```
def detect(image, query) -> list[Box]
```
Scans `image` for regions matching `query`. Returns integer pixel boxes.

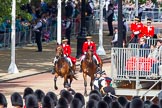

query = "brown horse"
[81,49,102,96]
[53,45,77,90]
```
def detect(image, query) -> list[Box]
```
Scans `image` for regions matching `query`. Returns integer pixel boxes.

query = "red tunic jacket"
[62,44,76,64]
[62,44,71,56]
[82,41,101,62]
[143,25,154,38]
[82,41,96,54]
[130,22,144,39]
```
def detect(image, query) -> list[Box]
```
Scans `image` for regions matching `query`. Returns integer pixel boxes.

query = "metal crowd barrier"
[0,18,99,49]
[111,48,162,80]
[0,30,32,48]
[116,10,162,22]
[93,8,162,22]
[128,38,161,48]
[0,25,57,49]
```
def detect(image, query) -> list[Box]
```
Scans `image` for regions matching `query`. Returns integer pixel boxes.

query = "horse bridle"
[86,50,94,63]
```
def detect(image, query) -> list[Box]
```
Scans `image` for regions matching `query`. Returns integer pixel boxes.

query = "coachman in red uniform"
[130,16,143,43]
[80,36,101,67]
[143,18,154,39]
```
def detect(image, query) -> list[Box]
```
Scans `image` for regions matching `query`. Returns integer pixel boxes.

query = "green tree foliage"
[0,0,32,23]
[0,0,58,24]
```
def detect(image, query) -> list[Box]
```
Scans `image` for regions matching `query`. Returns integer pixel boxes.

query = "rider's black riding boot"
[51,66,55,74]
[70,67,74,75]
[79,61,82,72]
[97,64,101,71]
[79,64,83,73]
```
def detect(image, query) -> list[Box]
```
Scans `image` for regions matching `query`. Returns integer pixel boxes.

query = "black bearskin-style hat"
[131,96,140,100]
[125,102,130,108]
[34,89,45,102]
[144,100,153,108]
[11,92,23,107]
[46,91,58,106]
[130,98,143,108]
[103,95,112,107]
[111,101,122,108]
[89,93,101,101]
[0,93,7,107]
[89,89,102,97]
[97,100,108,108]
[55,97,68,108]
[60,90,73,104]
[159,99,162,108]
[25,94,38,108]
[117,96,128,107]
[23,87,34,99]
[74,93,85,106]
[42,95,54,108]
[70,98,83,108]
[86,99,98,108]
[150,104,160,108]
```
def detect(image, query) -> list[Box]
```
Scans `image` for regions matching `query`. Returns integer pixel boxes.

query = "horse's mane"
[85,49,93,60]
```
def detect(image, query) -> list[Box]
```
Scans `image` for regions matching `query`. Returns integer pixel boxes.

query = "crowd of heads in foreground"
[1,87,162,108]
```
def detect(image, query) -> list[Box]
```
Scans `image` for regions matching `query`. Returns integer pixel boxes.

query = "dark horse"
[53,45,77,90]
[81,49,102,96]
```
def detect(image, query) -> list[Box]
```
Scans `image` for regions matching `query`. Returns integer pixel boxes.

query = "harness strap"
[100,86,105,95]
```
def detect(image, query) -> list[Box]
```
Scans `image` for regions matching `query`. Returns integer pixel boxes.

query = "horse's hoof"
[54,87,58,90]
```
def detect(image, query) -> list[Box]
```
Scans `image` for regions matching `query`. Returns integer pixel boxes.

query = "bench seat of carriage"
[125,57,157,72]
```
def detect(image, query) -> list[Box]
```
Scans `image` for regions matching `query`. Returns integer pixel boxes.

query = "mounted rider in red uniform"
[62,38,76,74]
[80,36,101,68]
[53,38,76,75]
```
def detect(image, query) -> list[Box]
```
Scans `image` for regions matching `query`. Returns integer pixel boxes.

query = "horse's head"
[55,45,64,59]
[86,49,94,63]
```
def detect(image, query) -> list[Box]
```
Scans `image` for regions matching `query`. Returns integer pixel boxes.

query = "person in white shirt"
[111,27,118,47]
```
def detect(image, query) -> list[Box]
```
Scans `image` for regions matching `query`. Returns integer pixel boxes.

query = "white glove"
[147,37,150,39]
[84,52,87,54]
[64,54,66,57]
[134,31,140,35]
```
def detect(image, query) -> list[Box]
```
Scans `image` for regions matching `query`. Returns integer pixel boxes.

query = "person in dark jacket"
[106,4,114,36]
[139,37,150,57]
[33,17,43,52]
[65,18,72,45]
[65,1,73,18]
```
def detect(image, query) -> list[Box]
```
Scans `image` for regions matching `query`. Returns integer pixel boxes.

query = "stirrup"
[79,64,82,72]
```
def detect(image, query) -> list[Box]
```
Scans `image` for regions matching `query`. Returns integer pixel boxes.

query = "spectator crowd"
[1,86,162,108]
